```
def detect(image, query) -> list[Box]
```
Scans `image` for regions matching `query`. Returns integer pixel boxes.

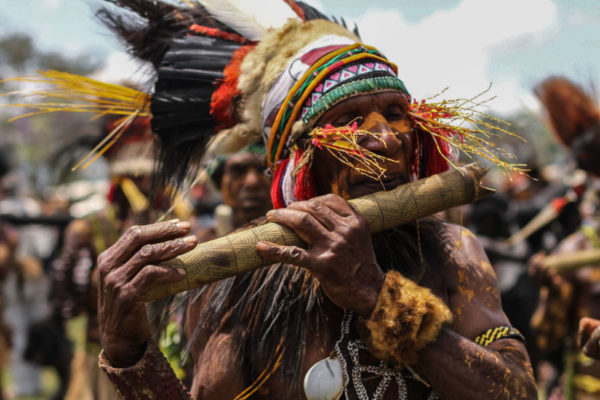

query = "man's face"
[221,152,272,220]
[311,91,414,199]
[571,123,600,175]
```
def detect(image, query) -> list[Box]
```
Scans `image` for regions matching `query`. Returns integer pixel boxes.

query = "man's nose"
[359,112,403,157]
[242,168,264,188]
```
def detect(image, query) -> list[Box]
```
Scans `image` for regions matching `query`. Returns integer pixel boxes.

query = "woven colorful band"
[301,76,409,126]
[267,43,400,167]
[474,326,525,347]
[299,61,397,119]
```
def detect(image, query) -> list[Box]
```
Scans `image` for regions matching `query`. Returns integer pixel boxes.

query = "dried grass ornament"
[0,70,150,171]
[409,88,528,177]
[307,121,398,181]
[303,89,528,185]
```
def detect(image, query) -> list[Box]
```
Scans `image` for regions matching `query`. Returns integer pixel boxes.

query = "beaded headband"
[266,43,407,167]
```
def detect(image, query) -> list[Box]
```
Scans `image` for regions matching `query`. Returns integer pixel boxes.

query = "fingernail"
[183,235,197,244]
[169,218,179,223]
[177,221,191,229]
[266,210,275,218]
[176,268,187,275]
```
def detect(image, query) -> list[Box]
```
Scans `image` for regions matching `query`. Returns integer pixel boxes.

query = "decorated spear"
[145,163,493,301]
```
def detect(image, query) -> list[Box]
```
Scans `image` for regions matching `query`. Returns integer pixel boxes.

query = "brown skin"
[220,152,271,228]
[197,152,271,243]
[579,317,600,359]
[97,91,536,399]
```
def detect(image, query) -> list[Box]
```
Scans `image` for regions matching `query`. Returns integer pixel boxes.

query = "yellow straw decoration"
[308,121,398,181]
[409,87,528,176]
[0,70,151,170]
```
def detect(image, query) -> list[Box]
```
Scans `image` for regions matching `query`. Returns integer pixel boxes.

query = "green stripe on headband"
[302,76,410,126]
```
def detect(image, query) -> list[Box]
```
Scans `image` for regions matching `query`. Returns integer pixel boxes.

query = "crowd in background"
[0,57,598,400]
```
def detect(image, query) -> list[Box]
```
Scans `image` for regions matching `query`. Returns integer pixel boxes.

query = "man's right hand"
[579,317,600,360]
[97,220,196,367]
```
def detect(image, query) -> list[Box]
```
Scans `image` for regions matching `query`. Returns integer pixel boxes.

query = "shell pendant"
[303,357,345,400]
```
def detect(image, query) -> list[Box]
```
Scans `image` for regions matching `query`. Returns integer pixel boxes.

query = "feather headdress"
[3,0,336,188]
[535,76,600,146]
[3,0,524,198]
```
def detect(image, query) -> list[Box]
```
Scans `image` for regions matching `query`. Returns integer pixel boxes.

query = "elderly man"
[11,1,535,398]
[90,2,536,399]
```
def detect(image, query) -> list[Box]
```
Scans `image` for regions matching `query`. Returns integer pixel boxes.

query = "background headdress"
[535,76,600,146]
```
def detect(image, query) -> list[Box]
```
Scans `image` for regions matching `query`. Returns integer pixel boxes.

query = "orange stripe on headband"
[267,43,362,168]
[273,52,396,165]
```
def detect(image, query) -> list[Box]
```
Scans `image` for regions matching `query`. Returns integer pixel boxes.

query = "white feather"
[196,0,299,41]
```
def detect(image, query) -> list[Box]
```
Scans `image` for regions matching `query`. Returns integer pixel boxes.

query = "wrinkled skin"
[98,221,196,366]
[98,91,536,399]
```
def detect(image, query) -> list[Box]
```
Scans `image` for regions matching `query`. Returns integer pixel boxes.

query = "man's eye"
[228,165,246,177]
[333,113,359,127]
[385,105,407,120]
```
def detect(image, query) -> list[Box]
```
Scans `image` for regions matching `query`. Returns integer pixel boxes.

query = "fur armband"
[363,270,453,365]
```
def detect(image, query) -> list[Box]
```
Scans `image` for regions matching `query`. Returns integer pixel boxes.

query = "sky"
[1,0,599,116]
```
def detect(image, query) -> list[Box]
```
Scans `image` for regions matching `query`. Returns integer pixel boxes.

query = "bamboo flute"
[545,249,600,273]
[145,163,493,301]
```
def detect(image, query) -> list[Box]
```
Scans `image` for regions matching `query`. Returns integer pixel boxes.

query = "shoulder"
[185,283,247,399]
[444,224,488,262]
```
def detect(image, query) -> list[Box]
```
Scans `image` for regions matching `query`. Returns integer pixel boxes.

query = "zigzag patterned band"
[474,326,525,347]
[301,75,408,127]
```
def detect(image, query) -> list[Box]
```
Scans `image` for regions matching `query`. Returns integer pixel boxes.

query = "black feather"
[96,0,244,190]
[151,31,241,189]
[295,1,330,21]
[97,0,239,66]
[295,2,361,39]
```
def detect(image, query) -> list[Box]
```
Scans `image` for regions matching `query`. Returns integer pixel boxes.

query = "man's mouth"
[240,193,269,207]
[354,173,407,193]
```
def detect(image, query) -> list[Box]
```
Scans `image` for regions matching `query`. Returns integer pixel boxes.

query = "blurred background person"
[528,77,600,399]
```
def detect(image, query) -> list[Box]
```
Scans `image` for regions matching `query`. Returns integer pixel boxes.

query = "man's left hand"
[255,193,384,318]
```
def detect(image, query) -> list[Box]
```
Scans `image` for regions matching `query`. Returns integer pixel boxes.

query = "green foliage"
[158,321,189,380]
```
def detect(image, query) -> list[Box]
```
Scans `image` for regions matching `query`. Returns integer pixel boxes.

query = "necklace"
[333,312,438,400]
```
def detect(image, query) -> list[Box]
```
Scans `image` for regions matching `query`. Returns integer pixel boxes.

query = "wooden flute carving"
[145,163,493,300]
